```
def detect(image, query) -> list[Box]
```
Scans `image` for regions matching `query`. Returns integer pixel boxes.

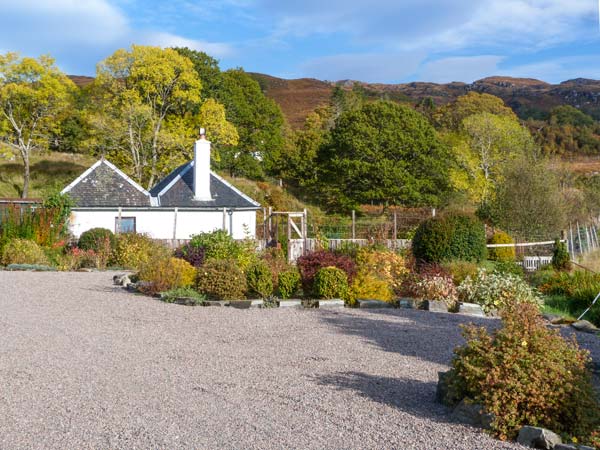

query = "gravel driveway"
[1,271,596,449]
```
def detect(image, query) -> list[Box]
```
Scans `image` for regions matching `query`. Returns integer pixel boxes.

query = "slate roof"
[62,160,152,207]
[150,162,260,209]
[63,159,260,209]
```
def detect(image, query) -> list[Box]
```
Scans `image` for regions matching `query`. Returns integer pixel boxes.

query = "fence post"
[351,210,356,240]
[393,212,397,243]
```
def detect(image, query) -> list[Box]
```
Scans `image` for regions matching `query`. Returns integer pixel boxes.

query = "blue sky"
[1,0,599,83]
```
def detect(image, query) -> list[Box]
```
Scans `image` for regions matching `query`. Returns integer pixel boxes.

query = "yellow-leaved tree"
[0,53,75,197]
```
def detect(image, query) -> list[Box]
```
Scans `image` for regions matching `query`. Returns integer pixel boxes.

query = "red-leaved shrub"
[297,250,356,295]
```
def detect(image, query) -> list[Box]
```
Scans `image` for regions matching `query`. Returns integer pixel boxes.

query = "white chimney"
[193,128,212,201]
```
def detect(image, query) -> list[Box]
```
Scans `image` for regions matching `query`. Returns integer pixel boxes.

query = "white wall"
[69,209,257,240]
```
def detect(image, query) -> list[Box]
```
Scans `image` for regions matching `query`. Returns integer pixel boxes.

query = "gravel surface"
[1,271,596,449]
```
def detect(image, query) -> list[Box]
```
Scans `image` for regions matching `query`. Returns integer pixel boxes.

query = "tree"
[92,45,203,188]
[450,112,535,207]
[172,47,222,102]
[214,69,285,179]
[0,53,75,197]
[434,92,516,131]
[316,101,451,212]
[490,156,567,240]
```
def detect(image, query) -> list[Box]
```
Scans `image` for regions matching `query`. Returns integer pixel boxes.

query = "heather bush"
[1,239,49,266]
[552,238,571,271]
[196,259,247,300]
[314,267,349,299]
[348,271,394,303]
[138,257,197,296]
[412,213,486,263]
[260,247,289,291]
[297,250,356,295]
[173,242,205,268]
[413,273,458,311]
[160,287,206,304]
[189,230,256,271]
[445,303,600,441]
[458,269,542,314]
[246,260,273,299]
[112,233,170,270]
[488,231,515,262]
[277,268,301,299]
[58,247,98,270]
[78,228,115,252]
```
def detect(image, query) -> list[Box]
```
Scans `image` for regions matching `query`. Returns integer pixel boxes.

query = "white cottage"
[62,132,261,240]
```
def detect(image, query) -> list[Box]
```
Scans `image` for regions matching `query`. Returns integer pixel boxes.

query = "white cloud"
[497,55,600,84]
[137,32,234,57]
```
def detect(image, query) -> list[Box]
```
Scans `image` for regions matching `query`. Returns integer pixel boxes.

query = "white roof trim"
[210,171,261,207]
[156,161,193,199]
[61,159,151,199]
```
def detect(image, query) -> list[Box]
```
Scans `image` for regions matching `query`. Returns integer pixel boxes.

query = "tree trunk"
[22,153,30,198]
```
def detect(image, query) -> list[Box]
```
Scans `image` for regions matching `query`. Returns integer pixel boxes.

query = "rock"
[318,299,345,308]
[425,300,448,313]
[571,320,599,334]
[398,298,416,309]
[551,316,575,325]
[358,299,393,308]
[451,399,494,429]
[113,274,131,286]
[517,426,562,449]
[250,300,264,309]
[229,300,253,309]
[278,299,303,308]
[203,300,229,307]
[542,313,561,322]
[554,445,577,450]
[458,302,486,317]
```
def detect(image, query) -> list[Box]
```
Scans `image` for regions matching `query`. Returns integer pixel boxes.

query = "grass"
[0,151,95,198]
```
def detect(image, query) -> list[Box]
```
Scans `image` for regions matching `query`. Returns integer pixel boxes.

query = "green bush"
[412,213,486,264]
[458,269,542,314]
[491,260,524,278]
[196,259,247,300]
[138,257,197,296]
[314,267,349,299]
[160,287,206,305]
[112,233,170,270]
[552,238,571,271]
[246,260,273,299]
[277,268,301,299]
[78,228,115,252]
[445,303,600,441]
[488,231,515,262]
[441,260,479,285]
[189,230,256,271]
[1,239,49,265]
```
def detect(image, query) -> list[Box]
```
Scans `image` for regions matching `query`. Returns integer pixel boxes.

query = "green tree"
[316,101,451,211]
[214,69,285,179]
[92,45,203,188]
[172,47,222,101]
[450,112,535,207]
[0,53,75,197]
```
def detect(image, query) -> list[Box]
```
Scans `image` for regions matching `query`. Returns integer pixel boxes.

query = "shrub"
[189,230,256,271]
[441,260,479,286]
[277,268,301,299]
[112,233,170,270]
[1,239,49,265]
[297,250,357,295]
[458,269,542,314]
[413,273,458,311]
[160,287,206,305]
[313,267,348,299]
[488,231,515,262]
[349,271,393,303]
[552,238,571,271]
[540,271,600,326]
[491,260,524,278]
[138,257,197,296]
[173,243,205,268]
[196,259,247,300]
[58,247,98,271]
[246,260,273,299]
[355,248,408,295]
[412,213,486,264]
[78,228,115,252]
[260,247,289,291]
[445,303,600,441]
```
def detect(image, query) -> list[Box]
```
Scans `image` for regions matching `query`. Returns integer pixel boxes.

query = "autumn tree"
[0,53,75,197]
[434,92,516,131]
[450,112,536,207]
[316,101,451,212]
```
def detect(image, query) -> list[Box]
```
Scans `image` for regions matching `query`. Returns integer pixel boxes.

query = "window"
[115,217,136,234]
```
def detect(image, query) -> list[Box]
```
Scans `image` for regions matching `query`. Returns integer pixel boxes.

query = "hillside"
[249,73,600,128]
